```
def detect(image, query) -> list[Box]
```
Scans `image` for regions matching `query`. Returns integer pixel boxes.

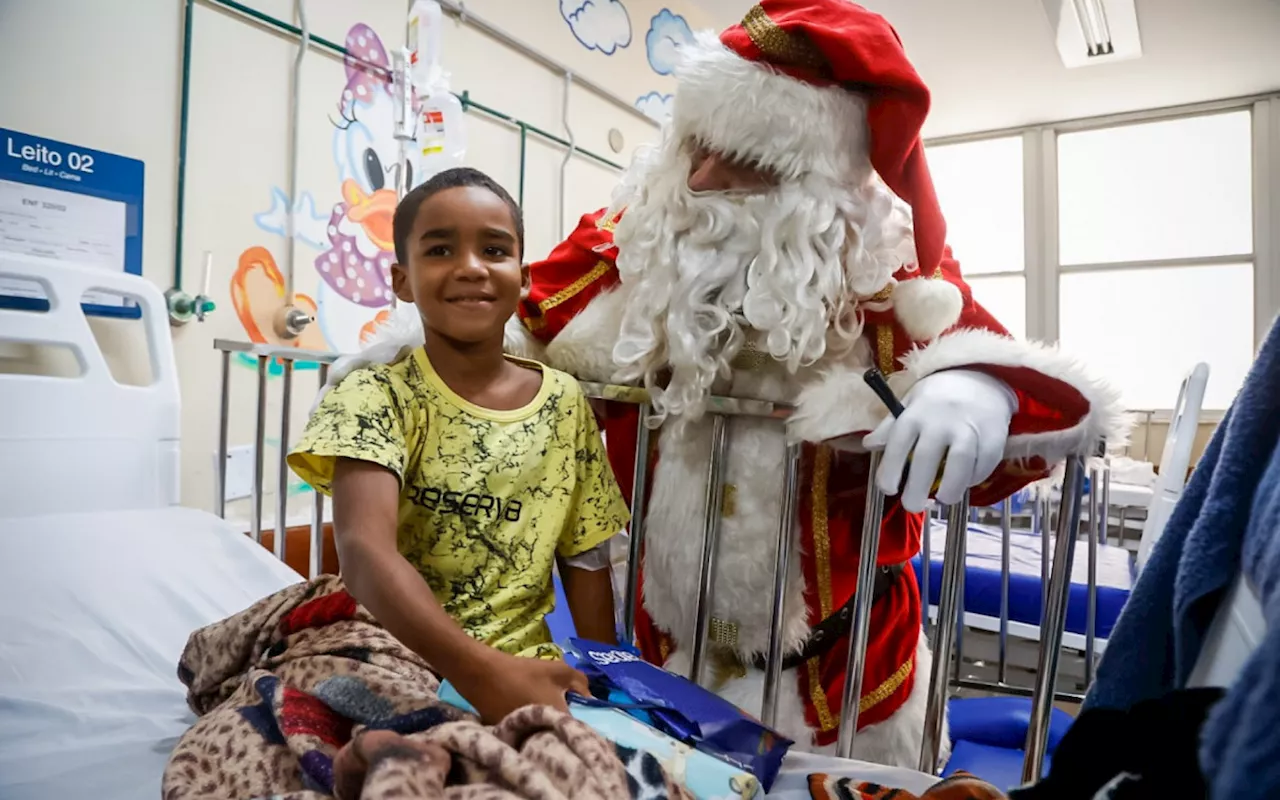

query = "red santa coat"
[519,208,1122,746]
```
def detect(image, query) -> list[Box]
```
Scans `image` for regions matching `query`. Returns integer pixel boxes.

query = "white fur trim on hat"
[672,30,871,184]
[891,276,963,342]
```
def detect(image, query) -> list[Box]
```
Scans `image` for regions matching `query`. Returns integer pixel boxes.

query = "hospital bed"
[0,256,1096,798]
[0,255,302,800]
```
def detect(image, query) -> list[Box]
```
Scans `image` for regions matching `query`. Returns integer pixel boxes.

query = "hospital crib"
[211,337,1104,786]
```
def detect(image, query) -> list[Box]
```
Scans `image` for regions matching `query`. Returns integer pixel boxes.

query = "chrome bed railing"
[212,338,1104,780]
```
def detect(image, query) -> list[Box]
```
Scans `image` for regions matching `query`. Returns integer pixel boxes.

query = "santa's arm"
[789,250,1127,502]
[514,208,630,381]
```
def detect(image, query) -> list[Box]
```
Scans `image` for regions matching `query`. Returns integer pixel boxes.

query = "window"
[968,275,1026,341]
[1058,111,1253,266]
[926,136,1024,275]
[1055,109,1256,408]
[1058,265,1254,410]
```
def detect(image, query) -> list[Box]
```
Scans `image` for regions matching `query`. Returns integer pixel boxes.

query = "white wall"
[0,0,712,526]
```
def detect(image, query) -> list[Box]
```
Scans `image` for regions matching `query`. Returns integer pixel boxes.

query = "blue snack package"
[567,638,794,791]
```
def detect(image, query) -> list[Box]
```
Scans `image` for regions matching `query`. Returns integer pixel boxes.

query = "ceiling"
[686,0,1280,137]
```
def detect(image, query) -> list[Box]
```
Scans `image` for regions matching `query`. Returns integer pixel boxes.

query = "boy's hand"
[458,650,589,724]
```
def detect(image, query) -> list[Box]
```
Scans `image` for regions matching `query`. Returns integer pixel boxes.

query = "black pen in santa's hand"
[863,368,905,418]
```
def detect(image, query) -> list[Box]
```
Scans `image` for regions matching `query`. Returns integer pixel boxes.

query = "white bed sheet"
[929,523,1135,589]
[0,507,301,800]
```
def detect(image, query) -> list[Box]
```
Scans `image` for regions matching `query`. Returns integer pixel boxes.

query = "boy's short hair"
[392,167,524,265]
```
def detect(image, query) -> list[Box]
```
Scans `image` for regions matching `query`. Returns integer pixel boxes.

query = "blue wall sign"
[0,127,145,319]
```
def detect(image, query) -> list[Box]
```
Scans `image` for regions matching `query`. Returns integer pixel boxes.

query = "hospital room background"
[1,0,1280,794]
[3,0,1278,546]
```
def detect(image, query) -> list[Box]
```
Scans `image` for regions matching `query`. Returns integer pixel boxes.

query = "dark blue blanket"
[1084,315,1280,798]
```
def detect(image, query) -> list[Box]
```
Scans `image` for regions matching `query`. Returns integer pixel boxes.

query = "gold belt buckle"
[707,618,746,689]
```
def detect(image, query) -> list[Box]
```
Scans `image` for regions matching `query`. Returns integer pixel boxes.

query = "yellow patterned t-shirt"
[287,348,629,659]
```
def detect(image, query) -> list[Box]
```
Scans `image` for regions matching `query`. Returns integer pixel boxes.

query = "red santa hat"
[670,0,946,275]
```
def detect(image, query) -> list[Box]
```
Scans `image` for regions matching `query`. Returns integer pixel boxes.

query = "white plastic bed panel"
[0,507,301,800]
[0,252,180,518]
[1189,574,1264,690]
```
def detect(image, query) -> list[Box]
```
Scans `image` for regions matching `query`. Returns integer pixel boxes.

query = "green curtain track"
[174,0,626,288]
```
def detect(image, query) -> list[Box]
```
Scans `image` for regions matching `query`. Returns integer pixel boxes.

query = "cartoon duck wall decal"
[314,23,421,354]
[233,23,419,364]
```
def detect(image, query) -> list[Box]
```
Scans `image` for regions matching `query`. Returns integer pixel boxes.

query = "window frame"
[923,93,1280,410]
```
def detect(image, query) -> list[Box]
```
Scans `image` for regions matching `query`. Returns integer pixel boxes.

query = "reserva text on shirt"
[406,485,524,521]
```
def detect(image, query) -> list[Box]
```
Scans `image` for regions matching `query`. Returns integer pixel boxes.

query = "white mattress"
[0,507,301,800]
[931,523,1135,590]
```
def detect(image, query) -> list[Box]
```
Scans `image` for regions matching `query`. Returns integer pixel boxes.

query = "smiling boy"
[288,167,629,722]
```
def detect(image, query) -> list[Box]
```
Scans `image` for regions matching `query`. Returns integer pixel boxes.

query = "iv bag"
[407,0,465,178]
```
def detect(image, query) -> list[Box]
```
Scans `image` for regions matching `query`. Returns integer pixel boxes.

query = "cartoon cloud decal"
[635,91,674,124]
[645,9,693,75]
[561,0,632,55]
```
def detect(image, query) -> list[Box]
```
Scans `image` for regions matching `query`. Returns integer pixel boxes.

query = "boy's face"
[391,186,528,345]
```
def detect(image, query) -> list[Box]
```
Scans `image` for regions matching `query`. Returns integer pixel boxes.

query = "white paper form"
[0,178,129,308]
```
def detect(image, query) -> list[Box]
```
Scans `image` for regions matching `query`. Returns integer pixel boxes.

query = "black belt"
[749,563,906,672]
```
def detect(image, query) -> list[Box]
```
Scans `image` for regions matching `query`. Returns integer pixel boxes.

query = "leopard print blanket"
[164,575,692,800]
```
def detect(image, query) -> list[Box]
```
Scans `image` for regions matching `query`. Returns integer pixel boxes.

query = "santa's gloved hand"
[862,370,1017,513]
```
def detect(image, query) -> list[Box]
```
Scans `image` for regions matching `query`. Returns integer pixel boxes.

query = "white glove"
[862,370,1017,513]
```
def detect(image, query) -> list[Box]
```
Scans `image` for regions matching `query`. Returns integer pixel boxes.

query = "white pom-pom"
[891,276,964,342]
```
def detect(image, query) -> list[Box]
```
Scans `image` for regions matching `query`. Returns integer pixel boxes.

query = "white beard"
[607,139,916,431]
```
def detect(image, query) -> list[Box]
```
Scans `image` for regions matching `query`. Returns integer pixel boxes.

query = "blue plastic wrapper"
[567,638,794,791]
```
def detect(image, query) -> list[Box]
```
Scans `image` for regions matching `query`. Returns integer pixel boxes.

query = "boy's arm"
[332,457,588,721]
[557,550,618,645]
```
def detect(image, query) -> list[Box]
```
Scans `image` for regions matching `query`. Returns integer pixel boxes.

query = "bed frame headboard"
[0,253,180,518]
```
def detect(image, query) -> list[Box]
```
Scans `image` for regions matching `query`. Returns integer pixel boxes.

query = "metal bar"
[1086,466,1100,686]
[923,90,1276,148]
[559,72,576,238]
[1040,495,1051,622]
[274,360,294,562]
[199,0,627,173]
[251,356,269,544]
[954,678,1085,704]
[174,0,195,289]
[310,363,329,579]
[203,0,359,63]
[214,338,341,363]
[215,348,231,518]
[458,91,624,171]
[1022,455,1087,783]
[517,122,528,207]
[435,0,659,129]
[622,403,652,644]
[689,415,730,686]
[762,443,803,728]
[284,0,309,303]
[1100,461,1111,545]
[920,508,932,633]
[919,494,970,774]
[835,452,887,758]
[999,497,1012,684]
[953,523,967,686]
[212,342,798,419]
[1058,252,1253,274]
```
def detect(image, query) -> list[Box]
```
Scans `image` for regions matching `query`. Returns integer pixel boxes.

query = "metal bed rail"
[212,338,1093,779]
[944,455,1112,706]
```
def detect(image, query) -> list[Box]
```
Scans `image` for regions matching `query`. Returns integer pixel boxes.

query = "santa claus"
[330,0,1125,769]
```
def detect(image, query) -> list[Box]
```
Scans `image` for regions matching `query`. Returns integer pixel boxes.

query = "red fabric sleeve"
[519,208,623,343]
